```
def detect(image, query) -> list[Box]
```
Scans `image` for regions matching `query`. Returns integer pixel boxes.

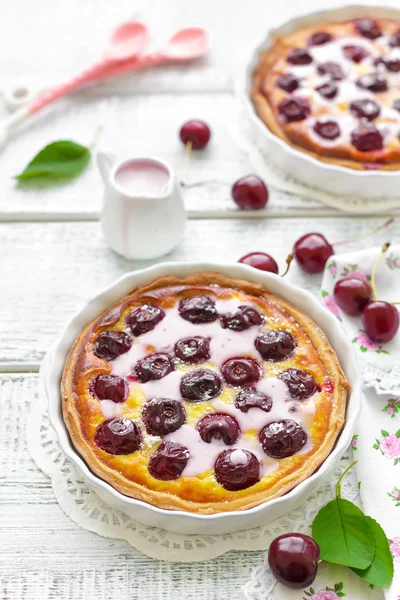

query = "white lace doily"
[231,101,400,215]
[27,350,359,563]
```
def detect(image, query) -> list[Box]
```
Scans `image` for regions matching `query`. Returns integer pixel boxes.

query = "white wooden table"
[1,1,399,598]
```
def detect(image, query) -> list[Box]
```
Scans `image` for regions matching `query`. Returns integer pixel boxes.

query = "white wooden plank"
[1,217,398,365]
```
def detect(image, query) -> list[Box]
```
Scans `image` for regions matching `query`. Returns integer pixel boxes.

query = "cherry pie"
[62,274,349,513]
[251,18,400,170]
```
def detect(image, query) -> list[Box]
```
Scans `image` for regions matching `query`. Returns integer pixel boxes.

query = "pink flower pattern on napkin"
[374,429,400,464]
[340,264,369,281]
[390,537,400,562]
[388,487,400,506]
[303,582,345,599]
[383,398,400,419]
[386,253,400,270]
[352,331,390,355]
[321,291,341,319]
[351,434,358,451]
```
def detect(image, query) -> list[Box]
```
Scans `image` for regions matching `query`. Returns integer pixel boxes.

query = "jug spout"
[96,149,117,184]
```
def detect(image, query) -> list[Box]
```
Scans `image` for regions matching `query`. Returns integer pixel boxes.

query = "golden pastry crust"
[62,273,349,514]
[251,18,400,170]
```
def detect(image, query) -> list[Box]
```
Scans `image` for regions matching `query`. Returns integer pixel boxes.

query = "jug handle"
[96,150,117,184]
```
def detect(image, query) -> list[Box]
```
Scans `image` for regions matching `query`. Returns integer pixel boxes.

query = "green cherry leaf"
[15,140,91,181]
[351,517,394,588]
[312,497,375,569]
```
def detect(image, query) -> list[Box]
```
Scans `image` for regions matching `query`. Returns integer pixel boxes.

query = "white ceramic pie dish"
[240,4,400,200]
[46,261,362,535]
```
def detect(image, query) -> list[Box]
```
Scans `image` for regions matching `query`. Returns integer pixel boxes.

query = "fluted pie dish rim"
[47,262,362,534]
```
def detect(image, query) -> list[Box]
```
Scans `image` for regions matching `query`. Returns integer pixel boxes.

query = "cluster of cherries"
[91,294,320,489]
[276,18,400,153]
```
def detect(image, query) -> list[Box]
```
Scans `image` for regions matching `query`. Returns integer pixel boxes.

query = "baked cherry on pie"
[251,17,400,170]
[62,273,349,514]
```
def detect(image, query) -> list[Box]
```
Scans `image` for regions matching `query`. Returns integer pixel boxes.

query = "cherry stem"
[333,217,394,247]
[336,460,358,499]
[281,253,294,277]
[371,242,391,301]
[90,125,104,151]
[184,140,193,180]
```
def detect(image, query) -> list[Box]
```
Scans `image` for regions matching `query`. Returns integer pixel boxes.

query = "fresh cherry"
[234,388,272,413]
[142,398,186,437]
[179,120,211,150]
[180,368,223,402]
[231,175,269,210]
[357,73,388,93]
[350,98,380,121]
[174,336,210,363]
[126,305,165,337]
[276,73,299,93]
[389,30,400,47]
[214,449,260,491]
[221,357,262,387]
[196,413,240,445]
[178,295,218,324]
[351,124,383,152]
[268,533,320,589]
[308,31,333,46]
[316,82,338,100]
[361,301,399,343]
[220,305,264,331]
[95,418,142,455]
[93,331,132,361]
[278,96,310,122]
[355,18,382,39]
[278,368,319,400]
[313,120,341,140]
[148,441,190,480]
[259,419,307,458]
[255,330,297,362]
[134,353,175,383]
[91,374,128,403]
[238,252,279,274]
[287,48,313,65]
[293,233,334,274]
[317,61,345,80]
[342,44,369,63]
[333,277,372,315]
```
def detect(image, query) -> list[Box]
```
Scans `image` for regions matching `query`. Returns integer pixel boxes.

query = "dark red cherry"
[333,277,372,316]
[234,388,272,413]
[126,305,165,337]
[196,413,240,445]
[221,357,262,387]
[134,353,175,383]
[287,48,313,65]
[232,175,269,210]
[308,31,333,46]
[355,18,382,39]
[350,98,380,121]
[342,44,369,63]
[313,120,341,140]
[142,398,186,436]
[389,30,400,47]
[361,301,399,343]
[174,336,210,363]
[317,61,345,80]
[278,368,319,400]
[93,331,132,361]
[214,449,260,491]
[268,533,320,589]
[375,56,400,73]
[278,96,310,123]
[316,81,338,100]
[220,305,264,331]
[95,418,142,454]
[351,124,383,152]
[259,419,307,458]
[180,368,222,402]
[238,252,279,274]
[276,73,299,92]
[91,374,128,403]
[255,330,297,362]
[294,233,334,274]
[179,120,211,150]
[393,99,400,113]
[357,73,388,93]
[148,441,190,480]
[178,295,218,324]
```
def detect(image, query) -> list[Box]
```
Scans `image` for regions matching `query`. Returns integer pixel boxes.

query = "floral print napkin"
[320,247,400,599]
